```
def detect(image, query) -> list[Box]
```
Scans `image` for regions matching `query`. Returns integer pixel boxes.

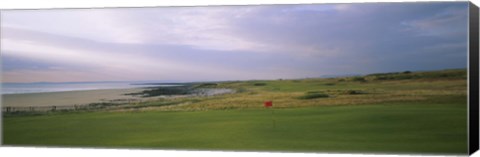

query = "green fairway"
[2,69,469,154]
[3,102,466,154]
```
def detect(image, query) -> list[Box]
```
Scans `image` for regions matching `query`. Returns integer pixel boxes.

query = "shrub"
[298,92,329,99]
[351,77,366,82]
[324,83,336,86]
[253,83,266,86]
[196,83,217,88]
[343,90,366,95]
[236,88,247,93]
[373,76,389,80]
[126,86,193,97]
[396,75,413,79]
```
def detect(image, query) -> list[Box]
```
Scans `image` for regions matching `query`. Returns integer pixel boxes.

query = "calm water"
[1,82,173,94]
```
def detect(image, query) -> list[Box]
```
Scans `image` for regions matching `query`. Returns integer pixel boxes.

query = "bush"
[196,83,217,88]
[343,90,366,95]
[324,83,336,86]
[298,92,329,99]
[236,88,247,93]
[373,76,389,80]
[351,77,366,82]
[253,83,266,86]
[396,75,413,79]
[126,86,193,97]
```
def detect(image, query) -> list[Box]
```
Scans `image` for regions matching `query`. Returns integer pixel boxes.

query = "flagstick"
[264,101,275,129]
[271,107,276,129]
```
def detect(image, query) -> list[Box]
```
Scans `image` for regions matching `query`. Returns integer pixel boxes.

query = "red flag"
[264,101,273,108]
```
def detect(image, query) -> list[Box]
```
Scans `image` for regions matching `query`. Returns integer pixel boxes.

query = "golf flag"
[264,101,273,108]
[264,100,275,128]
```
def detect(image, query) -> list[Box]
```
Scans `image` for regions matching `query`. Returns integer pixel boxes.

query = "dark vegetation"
[253,82,267,86]
[323,82,336,86]
[126,86,194,97]
[350,76,367,82]
[342,90,367,95]
[297,89,366,100]
[365,69,466,81]
[194,83,218,88]
[298,91,330,99]
[3,99,199,117]
[336,69,467,83]
[126,82,232,97]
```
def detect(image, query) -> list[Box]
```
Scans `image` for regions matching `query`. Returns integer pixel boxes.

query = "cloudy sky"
[1,2,469,83]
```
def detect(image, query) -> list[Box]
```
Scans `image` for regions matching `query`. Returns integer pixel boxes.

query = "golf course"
[2,69,468,155]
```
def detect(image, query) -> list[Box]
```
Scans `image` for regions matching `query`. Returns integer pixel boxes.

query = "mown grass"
[2,69,469,154]
[3,102,467,154]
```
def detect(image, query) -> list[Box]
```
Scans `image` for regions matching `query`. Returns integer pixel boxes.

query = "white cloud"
[0,3,469,82]
[399,6,467,37]
[1,37,260,82]
[2,9,145,44]
[1,6,339,54]
[116,7,274,52]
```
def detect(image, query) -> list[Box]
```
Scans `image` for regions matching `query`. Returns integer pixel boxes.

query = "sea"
[1,81,176,94]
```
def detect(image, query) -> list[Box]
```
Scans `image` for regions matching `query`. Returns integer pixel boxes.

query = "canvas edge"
[469,1,480,155]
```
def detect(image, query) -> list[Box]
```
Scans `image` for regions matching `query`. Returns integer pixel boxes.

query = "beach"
[2,88,152,107]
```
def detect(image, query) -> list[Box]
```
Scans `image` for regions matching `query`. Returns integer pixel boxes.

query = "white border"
[0,0,475,9]
[0,0,478,157]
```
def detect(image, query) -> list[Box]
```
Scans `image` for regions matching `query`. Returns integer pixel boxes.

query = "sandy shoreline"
[2,88,154,107]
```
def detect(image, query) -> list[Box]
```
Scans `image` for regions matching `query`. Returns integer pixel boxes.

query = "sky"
[0,2,469,83]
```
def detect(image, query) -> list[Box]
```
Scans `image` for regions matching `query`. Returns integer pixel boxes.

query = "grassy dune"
[134,69,466,111]
[2,69,468,154]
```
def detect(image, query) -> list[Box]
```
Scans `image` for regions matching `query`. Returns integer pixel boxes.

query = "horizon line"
[0,68,467,84]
